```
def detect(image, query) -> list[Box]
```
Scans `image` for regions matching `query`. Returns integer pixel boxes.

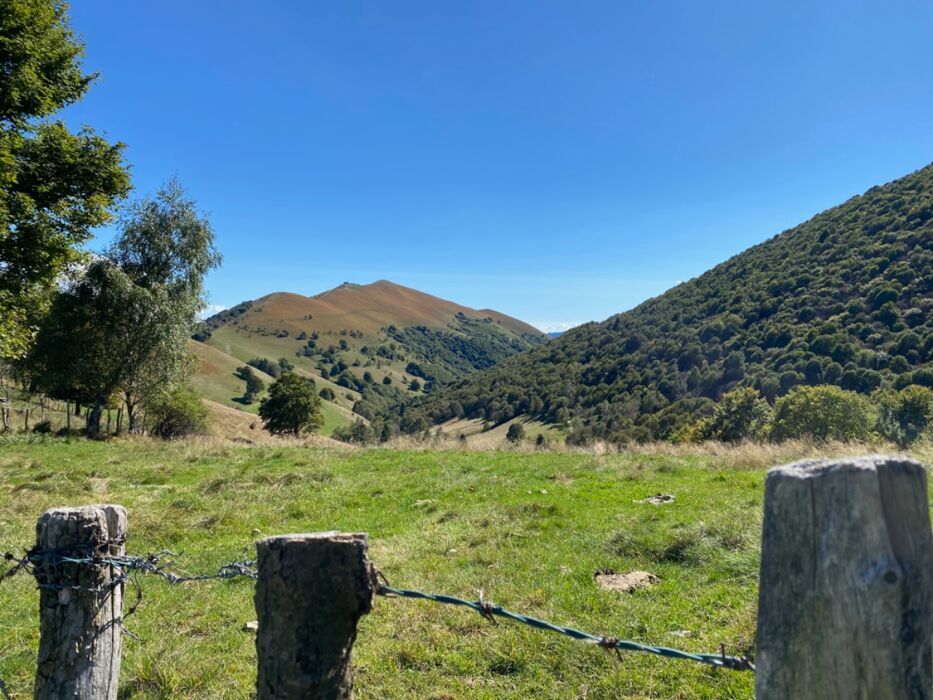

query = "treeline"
[398,164,933,444]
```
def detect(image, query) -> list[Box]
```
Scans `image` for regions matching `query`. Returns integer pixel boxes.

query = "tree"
[691,387,770,442]
[235,366,265,404]
[771,385,875,442]
[23,180,220,434]
[506,423,525,443]
[876,385,933,446]
[1,0,131,359]
[259,372,324,437]
[147,386,208,439]
[332,420,375,445]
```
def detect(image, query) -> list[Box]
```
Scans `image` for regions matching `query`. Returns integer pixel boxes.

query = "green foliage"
[770,385,875,442]
[506,423,526,443]
[416,165,933,442]
[234,366,264,404]
[147,386,208,439]
[246,356,293,379]
[0,0,131,358]
[687,388,771,442]
[258,372,324,437]
[388,315,546,385]
[22,180,220,433]
[332,420,376,445]
[876,385,933,446]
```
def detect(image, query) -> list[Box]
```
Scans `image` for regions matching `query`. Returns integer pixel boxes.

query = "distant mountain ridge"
[412,163,933,442]
[204,280,542,339]
[191,280,546,434]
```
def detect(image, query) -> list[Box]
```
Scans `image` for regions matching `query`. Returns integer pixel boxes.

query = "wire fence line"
[375,581,755,671]
[1,543,754,676]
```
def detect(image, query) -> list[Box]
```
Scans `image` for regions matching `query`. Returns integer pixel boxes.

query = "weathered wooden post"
[34,505,127,700]
[255,532,375,699]
[756,456,933,699]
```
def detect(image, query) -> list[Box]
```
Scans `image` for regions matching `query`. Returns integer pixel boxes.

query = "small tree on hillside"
[506,423,525,443]
[876,385,933,446]
[259,372,324,437]
[770,385,875,442]
[691,387,771,442]
[235,366,265,404]
[147,386,208,439]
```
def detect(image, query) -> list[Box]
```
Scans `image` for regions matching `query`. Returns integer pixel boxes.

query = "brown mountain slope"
[231,280,542,337]
[192,280,547,436]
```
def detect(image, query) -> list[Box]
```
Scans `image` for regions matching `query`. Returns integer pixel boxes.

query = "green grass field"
[0,438,929,698]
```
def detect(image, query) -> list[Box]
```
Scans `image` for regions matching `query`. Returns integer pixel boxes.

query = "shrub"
[506,423,525,443]
[32,420,53,435]
[690,387,771,442]
[770,385,875,442]
[148,387,209,439]
[876,385,933,446]
[235,366,265,404]
[332,420,375,445]
[258,372,324,437]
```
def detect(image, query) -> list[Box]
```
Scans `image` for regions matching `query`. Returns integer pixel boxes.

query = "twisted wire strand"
[2,546,257,592]
[3,546,753,673]
[376,584,755,672]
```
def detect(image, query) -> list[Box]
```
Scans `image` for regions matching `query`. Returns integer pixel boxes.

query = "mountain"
[190,280,546,434]
[412,164,933,443]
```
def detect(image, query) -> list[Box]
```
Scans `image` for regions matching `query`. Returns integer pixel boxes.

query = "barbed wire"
[1,542,256,596]
[2,543,753,673]
[375,580,755,672]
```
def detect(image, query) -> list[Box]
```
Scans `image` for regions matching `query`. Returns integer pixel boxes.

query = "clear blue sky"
[64,1,933,332]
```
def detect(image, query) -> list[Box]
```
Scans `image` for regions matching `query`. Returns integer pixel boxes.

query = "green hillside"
[190,280,546,436]
[413,164,933,442]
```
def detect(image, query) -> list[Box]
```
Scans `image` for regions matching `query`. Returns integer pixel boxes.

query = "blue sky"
[64,1,933,332]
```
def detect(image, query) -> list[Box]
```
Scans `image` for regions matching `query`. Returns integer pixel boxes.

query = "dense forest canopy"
[411,163,933,443]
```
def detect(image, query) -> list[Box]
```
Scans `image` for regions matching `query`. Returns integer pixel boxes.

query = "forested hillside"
[413,164,933,442]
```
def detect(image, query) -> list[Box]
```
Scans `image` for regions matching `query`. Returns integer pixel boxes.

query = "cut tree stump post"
[755,456,933,699]
[255,532,375,699]
[34,505,127,700]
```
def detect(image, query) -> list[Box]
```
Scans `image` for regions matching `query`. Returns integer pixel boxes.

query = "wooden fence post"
[34,505,127,700]
[255,532,375,699]
[755,456,933,699]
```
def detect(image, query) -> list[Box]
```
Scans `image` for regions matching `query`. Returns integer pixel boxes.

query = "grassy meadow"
[0,438,930,699]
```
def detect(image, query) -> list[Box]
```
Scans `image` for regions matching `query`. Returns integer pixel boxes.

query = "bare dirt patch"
[594,569,658,593]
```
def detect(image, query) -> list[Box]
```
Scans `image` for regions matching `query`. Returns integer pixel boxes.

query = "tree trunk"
[125,396,137,434]
[34,505,127,699]
[86,396,106,437]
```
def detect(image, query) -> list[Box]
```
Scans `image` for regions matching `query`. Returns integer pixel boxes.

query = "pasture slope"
[1,438,929,698]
